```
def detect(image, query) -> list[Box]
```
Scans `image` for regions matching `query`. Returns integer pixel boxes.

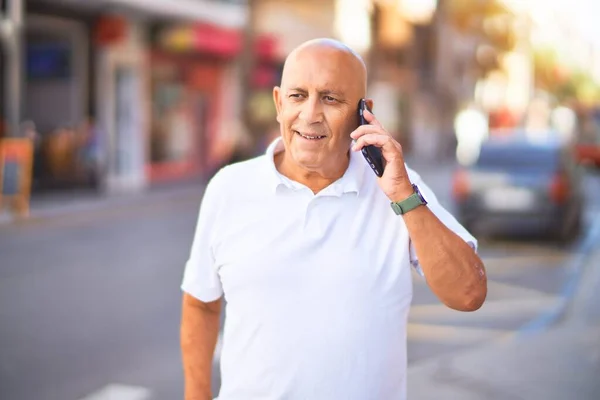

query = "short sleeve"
[406,166,478,276]
[180,169,227,302]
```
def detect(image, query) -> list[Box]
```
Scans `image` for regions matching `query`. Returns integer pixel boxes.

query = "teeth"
[297,132,325,140]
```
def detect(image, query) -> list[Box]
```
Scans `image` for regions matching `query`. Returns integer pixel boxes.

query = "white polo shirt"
[182,138,476,400]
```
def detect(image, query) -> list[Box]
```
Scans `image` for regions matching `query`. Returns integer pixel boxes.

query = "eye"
[289,93,304,99]
[324,96,337,103]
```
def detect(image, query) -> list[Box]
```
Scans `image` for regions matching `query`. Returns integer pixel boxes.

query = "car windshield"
[475,145,560,170]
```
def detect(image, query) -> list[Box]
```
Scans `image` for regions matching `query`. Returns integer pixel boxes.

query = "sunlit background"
[0,0,598,197]
[1,1,600,399]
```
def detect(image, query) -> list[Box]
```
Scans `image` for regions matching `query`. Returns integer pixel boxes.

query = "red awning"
[159,23,279,61]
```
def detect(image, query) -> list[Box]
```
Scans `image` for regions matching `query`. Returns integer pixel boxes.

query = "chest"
[214,190,413,309]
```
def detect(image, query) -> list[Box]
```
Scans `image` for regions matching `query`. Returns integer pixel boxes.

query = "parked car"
[451,137,585,241]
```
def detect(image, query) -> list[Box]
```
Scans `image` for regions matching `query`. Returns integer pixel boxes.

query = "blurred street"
[1,160,599,400]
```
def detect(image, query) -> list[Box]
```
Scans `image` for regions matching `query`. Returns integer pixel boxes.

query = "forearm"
[403,205,487,311]
[181,294,222,400]
[350,114,486,310]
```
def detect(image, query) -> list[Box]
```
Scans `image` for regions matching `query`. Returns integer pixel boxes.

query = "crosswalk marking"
[77,384,151,400]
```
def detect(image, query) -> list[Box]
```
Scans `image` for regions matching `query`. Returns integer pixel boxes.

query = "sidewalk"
[408,242,600,400]
[0,179,206,226]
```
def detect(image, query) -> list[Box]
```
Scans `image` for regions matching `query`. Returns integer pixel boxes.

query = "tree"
[445,0,517,77]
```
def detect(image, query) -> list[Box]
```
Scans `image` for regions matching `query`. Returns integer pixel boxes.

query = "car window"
[476,146,560,170]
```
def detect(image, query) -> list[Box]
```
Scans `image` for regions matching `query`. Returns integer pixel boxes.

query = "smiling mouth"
[295,131,326,140]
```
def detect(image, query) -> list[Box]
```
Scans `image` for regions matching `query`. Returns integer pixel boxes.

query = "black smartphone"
[357,99,385,177]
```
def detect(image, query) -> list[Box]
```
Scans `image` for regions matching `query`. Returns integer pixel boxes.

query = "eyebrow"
[288,87,345,97]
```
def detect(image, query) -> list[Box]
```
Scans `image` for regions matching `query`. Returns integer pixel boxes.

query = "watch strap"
[390,184,427,215]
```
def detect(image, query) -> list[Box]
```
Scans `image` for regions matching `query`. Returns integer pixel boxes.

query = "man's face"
[273,47,366,176]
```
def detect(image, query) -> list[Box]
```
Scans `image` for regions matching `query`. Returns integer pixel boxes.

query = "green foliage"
[533,46,600,105]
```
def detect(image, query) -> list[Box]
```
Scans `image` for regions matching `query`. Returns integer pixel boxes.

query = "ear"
[273,86,283,123]
[364,98,374,112]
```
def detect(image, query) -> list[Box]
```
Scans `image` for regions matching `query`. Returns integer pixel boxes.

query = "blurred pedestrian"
[180,38,487,400]
[76,118,106,188]
[21,121,42,189]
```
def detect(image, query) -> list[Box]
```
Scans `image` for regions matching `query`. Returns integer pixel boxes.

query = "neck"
[274,151,350,194]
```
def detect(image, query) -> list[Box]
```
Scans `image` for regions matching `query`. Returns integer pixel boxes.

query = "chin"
[292,151,323,170]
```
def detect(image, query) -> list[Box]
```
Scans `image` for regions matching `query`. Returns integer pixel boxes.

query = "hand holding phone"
[357,99,385,177]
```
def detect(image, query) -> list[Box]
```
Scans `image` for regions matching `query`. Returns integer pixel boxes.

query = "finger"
[353,134,405,165]
[363,109,383,128]
[352,133,395,152]
[350,124,389,140]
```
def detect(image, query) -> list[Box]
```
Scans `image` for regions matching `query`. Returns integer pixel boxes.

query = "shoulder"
[206,154,271,197]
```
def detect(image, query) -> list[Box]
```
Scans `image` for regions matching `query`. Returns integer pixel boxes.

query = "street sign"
[0,138,33,217]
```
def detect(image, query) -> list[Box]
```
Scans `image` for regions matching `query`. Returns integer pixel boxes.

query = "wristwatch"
[390,184,428,215]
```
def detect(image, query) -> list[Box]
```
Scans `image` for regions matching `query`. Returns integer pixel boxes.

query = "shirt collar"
[265,137,366,196]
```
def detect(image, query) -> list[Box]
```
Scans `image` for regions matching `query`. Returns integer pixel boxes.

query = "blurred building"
[145,17,277,184]
[1,0,280,196]
[365,0,472,160]
[247,0,339,148]
[3,0,599,200]
[252,0,445,159]
[493,0,600,136]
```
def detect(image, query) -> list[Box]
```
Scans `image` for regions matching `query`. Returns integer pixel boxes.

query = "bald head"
[286,38,367,70]
[281,38,368,95]
[272,38,371,180]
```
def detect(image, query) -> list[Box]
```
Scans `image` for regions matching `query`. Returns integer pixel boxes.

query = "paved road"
[1,166,599,400]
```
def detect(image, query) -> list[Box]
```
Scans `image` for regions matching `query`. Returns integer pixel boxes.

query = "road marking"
[484,279,555,300]
[408,323,511,344]
[77,384,151,400]
[411,253,569,288]
[518,212,600,335]
[413,276,557,301]
[409,296,560,324]
[481,253,567,268]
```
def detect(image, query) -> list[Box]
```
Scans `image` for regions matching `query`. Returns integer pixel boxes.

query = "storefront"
[147,22,279,183]
[23,12,95,193]
[22,9,144,195]
[1,0,251,198]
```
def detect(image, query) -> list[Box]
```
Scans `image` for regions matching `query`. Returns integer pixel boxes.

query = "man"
[181,38,487,400]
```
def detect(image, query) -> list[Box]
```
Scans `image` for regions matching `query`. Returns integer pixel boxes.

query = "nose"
[298,97,323,124]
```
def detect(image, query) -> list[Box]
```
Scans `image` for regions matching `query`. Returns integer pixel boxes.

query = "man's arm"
[401,202,487,311]
[181,293,222,400]
[350,108,486,312]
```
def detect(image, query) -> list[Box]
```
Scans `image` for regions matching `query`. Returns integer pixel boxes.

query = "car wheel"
[558,211,583,243]
[569,211,583,240]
